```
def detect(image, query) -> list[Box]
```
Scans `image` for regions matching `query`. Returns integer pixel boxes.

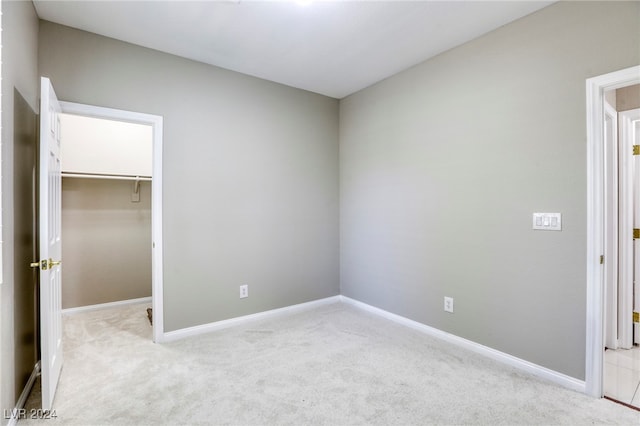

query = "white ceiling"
[33,1,554,99]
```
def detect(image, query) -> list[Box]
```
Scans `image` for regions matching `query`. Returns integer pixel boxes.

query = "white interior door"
[39,76,64,411]
[619,107,640,348]
[633,117,640,344]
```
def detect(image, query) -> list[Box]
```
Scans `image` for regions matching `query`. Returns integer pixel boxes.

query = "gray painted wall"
[39,21,340,331]
[339,1,640,380]
[1,1,40,420]
[12,89,38,410]
[61,178,151,309]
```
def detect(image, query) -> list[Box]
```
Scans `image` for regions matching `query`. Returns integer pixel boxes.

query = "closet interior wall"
[616,84,640,112]
[61,177,152,309]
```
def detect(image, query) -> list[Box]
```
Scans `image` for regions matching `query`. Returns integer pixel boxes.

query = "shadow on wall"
[13,87,39,398]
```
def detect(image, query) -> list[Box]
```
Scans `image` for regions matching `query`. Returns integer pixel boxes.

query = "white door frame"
[586,65,640,397]
[603,101,618,350]
[59,101,165,343]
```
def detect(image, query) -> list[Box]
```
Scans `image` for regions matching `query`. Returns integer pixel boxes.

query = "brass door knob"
[48,259,62,268]
[29,259,61,270]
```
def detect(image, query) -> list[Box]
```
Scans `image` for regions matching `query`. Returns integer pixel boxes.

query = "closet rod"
[62,172,152,182]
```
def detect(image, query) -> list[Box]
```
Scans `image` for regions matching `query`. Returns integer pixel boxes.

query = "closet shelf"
[62,172,152,181]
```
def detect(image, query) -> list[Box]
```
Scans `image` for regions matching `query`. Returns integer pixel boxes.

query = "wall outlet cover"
[444,296,454,313]
[239,285,248,299]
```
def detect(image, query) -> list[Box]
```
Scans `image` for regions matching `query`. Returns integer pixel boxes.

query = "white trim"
[162,296,341,342]
[0,1,3,286]
[7,362,41,426]
[151,114,164,344]
[340,296,585,393]
[61,297,152,315]
[57,101,164,343]
[586,65,640,398]
[59,101,160,126]
[603,101,618,350]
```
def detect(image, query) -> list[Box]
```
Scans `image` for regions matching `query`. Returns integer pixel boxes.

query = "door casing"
[586,65,640,398]
[603,100,618,350]
[59,101,165,343]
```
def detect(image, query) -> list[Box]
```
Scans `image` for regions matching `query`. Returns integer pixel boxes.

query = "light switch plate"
[532,213,561,231]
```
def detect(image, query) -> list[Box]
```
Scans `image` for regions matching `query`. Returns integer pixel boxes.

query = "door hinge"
[634,229,640,239]
[634,145,640,155]
[634,311,639,323]
[599,255,604,264]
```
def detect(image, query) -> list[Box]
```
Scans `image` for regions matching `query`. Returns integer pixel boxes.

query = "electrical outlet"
[444,296,454,313]
[239,285,248,299]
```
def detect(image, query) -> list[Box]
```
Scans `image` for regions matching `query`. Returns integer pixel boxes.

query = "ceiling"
[33,1,554,99]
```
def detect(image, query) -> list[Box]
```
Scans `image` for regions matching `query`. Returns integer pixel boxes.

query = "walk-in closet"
[59,114,152,309]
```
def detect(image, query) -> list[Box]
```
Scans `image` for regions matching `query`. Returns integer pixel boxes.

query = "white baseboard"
[162,295,341,343]
[339,296,586,394]
[7,362,40,426]
[62,296,152,315]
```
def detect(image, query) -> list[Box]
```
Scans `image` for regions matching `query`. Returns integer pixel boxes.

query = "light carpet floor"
[19,301,640,425]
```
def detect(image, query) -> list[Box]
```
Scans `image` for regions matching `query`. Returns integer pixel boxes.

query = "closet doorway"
[58,102,164,342]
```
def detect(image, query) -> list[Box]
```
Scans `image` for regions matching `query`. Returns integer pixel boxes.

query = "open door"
[619,108,640,348]
[633,115,640,344]
[37,77,64,411]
